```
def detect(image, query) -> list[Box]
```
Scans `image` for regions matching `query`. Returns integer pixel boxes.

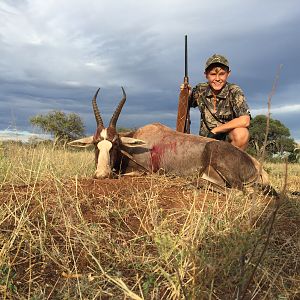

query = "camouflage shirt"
[189,82,251,136]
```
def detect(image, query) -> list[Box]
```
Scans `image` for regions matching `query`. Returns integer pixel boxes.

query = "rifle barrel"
[185,35,188,79]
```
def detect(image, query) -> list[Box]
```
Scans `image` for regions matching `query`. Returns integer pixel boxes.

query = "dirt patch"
[0,176,298,299]
[0,175,226,212]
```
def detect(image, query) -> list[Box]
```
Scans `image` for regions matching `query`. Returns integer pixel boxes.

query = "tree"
[30,111,85,146]
[249,115,296,157]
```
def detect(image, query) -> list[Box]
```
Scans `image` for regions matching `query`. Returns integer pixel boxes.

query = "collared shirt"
[189,82,251,136]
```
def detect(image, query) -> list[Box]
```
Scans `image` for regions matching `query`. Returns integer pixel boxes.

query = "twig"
[260,64,283,165]
[236,65,284,300]
[175,267,188,300]
[239,159,287,299]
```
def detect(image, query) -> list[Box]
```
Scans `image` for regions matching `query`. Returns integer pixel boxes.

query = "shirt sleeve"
[189,84,206,108]
[230,85,251,117]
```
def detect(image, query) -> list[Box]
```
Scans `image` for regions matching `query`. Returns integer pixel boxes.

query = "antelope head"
[68,87,146,178]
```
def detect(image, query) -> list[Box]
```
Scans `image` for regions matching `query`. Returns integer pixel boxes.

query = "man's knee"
[228,128,249,149]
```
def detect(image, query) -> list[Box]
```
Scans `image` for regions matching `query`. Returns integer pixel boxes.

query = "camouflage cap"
[205,54,230,70]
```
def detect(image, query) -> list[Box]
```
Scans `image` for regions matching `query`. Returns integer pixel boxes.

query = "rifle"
[176,35,190,133]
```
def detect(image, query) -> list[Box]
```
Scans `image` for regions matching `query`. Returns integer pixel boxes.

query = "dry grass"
[0,143,299,299]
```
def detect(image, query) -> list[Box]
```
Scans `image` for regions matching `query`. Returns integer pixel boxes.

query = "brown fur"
[127,123,270,191]
[71,120,271,191]
[106,127,118,140]
[201,141,258,189]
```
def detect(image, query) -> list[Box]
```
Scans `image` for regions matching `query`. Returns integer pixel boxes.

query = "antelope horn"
[92,88,104,128]
[109,87,126,128]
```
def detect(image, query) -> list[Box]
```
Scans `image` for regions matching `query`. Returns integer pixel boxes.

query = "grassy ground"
[0,142,299,299]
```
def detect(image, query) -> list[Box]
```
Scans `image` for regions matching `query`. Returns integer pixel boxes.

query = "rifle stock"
[176,35,190,133]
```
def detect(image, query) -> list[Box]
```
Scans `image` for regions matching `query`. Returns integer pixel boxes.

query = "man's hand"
[180,84,192,98]
[180,83,192,91]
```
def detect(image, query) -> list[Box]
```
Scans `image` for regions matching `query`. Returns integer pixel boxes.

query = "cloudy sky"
[0,0,299,142]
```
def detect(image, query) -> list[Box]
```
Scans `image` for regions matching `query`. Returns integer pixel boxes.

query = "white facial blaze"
[100,128,108,140]
[95,140,112,178]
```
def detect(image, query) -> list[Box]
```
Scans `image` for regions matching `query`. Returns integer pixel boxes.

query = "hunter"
[183,54,251,150]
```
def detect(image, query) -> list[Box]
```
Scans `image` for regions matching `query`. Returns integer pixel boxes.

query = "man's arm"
[211,84,251,134]
[210,115,250,134]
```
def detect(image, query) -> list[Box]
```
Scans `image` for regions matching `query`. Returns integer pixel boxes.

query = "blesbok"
[69,88,272,192]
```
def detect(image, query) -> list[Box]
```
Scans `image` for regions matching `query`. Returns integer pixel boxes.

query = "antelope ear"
[68,136,94,147]
[120,137,146,147]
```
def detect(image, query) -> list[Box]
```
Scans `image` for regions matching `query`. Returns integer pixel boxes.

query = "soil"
[0,175,227,212]
[0,176,298,299]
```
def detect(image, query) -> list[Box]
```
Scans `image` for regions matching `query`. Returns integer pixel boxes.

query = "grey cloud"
[0,0,299,141]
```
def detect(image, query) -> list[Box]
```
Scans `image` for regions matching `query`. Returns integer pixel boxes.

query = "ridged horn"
[109,87,126,128]
[92,88,104,127]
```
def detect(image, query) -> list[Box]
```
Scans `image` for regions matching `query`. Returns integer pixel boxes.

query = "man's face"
[205,66,230,92]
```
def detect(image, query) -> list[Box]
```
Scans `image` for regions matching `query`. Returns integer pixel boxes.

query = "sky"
[0,0,299,142]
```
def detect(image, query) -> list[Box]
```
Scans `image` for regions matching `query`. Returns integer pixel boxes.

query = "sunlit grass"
[0,142,299,299]
[0,143,94,185]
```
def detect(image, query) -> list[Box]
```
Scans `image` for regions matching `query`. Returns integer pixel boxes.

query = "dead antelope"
[69,88,274,194]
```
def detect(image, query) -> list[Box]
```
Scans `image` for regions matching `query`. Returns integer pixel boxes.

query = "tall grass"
[0,142,94,185]
[0,142,299,299]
